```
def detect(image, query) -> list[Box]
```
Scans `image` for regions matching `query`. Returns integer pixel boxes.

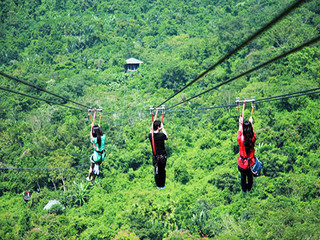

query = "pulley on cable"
[88,108,103,126]
[236,97,255,118]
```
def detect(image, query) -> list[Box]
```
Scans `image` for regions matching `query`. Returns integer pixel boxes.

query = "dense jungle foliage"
[0,0,320,239]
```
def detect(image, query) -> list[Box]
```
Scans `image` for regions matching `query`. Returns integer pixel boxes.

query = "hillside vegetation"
[0,0,320,239]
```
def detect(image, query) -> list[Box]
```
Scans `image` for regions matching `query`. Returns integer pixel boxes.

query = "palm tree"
[73,181,90,206]
[191,199,213,237]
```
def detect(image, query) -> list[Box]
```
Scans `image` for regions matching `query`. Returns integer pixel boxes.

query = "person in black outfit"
[148,120,168,189]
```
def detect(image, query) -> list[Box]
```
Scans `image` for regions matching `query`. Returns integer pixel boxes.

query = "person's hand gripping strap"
[242,100,246,120]
[251,99,254,117]
[91,110,99,152]
[236,97,241,117]
[150,107,158,155]
[161,106,165,124]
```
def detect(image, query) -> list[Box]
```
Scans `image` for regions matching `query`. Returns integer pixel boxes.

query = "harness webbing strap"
[154,108,158,121]
[151,129,156,155]
[96,149,105,155]
[151,109,159,155]
[91,110,99,152]
[241,155,254,168]
[242,101,246,119]
[150,108,165,156]
[92,110,97,126]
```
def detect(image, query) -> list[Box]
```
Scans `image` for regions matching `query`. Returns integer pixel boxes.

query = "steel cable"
[0,86,87,112]
[157,0,307,107]
[0,71,90,109]
[166,36,320,110]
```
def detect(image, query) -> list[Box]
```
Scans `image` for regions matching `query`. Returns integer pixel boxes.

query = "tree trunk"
[52,180,57,191]
[36,180,41,192]
[61,177,66,192]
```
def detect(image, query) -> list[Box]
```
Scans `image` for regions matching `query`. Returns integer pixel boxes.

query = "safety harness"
[240,155,253,169]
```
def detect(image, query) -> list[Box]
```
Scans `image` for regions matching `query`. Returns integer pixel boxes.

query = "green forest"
[0,0,319,239]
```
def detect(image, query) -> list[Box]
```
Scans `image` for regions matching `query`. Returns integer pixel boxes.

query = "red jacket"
[237,130,256,169]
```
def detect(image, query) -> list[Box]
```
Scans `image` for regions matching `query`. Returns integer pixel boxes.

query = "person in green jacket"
[87,125,106,183]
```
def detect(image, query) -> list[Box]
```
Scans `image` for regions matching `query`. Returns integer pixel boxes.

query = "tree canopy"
[0,0,319,239]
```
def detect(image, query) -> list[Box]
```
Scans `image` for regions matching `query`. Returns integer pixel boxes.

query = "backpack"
[249,156,263,177]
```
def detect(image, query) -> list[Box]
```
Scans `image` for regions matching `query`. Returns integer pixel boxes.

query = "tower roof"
[125,58,143,64]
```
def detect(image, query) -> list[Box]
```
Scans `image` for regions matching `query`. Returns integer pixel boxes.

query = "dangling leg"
[154,163,160,187]
[240,174,247,193]
[87,162,94,182]
[153,156,161,187]
[91,162,101,183]
[238,166,247,193]
[247,172,253,192]
[87,156,94,181]
[157,155,167,188]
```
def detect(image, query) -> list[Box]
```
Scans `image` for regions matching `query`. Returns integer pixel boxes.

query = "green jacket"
[91,134,106,162]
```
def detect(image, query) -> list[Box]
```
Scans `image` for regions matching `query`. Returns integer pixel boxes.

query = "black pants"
[152,155,167,188]
[238,166,253,192]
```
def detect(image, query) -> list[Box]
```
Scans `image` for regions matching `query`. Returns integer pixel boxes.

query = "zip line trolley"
[236,97,255,118]
[88,108,103,126]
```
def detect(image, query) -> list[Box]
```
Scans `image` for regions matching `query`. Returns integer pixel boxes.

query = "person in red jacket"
[22,190,32,203]
[237,115,256,193]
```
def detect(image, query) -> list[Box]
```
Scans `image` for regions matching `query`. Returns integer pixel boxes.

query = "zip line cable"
[99,87,320,115]
[0,164,89,170]
[166,36,320,110]
[0,71,90,109]
[0,139,89,157]
[156,0,307,107]
[104,87,320,114]
[253,87,320,103]
[255,89,320,104]
[0,86,87,112]
[166,88,320,112]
